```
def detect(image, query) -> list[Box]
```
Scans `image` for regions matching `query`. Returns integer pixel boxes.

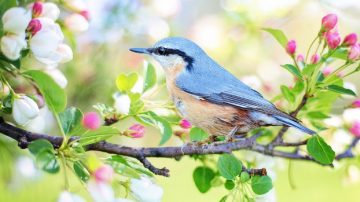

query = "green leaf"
[36,149,60,174]
[240,172,250,183]
[330,48,348,60]
[293,81,305,94]
[190,127,208,142]
[217,154,242,180]
[262,28,288,48]
[73,161,90,182]
[307,135,335,165]
[251,175,273,195]
[280,85,295,103]
[326,85,356,96]
[28,139,54,155]
[281,64,302,80]
[307,111,330,119]
[116,73,138,92]
[137,112,173,145]
[59,107,83,135]
[110,155,153,177]
[219,196,228,202]
[0,54,21,69]
[1,93,13,114]
[143,62,157,93]
[302,64,317,77]
[193,166,215,193]
[128,93,144,115]
[79,126,120,146]
[224,180,235,190]
[23,70,66,113]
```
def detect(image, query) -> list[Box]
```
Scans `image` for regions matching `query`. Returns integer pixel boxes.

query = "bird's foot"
[185,135,217,147]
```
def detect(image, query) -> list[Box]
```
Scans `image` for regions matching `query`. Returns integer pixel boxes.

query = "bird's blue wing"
[175,60,297,121]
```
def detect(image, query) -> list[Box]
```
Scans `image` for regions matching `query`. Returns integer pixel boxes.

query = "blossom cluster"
[1,1,90,126]
[286,14,360,63]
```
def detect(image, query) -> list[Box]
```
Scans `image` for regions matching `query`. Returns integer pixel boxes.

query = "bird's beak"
[129,48,151,54]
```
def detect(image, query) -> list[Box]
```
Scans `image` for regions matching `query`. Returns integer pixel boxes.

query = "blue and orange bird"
[130,37,315,140]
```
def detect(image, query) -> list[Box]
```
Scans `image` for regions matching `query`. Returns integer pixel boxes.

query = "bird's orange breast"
[165,63,255,136]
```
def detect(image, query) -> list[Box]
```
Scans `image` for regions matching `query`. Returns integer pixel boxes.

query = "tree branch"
[1,116,355,177]
[271,94,309,146]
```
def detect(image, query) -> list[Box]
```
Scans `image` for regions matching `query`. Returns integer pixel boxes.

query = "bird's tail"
[273,115,316,135]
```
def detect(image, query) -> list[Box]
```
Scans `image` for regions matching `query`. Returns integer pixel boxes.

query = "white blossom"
[41,2,60,21]
[30,18,73,65]
[58,191,85,202]
[324,115,343,128]
[87,180,116,202]
[45,68,68,88]
[2,7,31,34]
[65,13,89,33]
[131,77,144,94]
[343,108,360,123]
[12,95,39,126]
[0,33,27,60]
[130,176,163,202]
[16,156,39,179]
[113,93,131,115]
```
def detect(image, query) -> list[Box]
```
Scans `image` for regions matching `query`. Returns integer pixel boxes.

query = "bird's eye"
[156,47,166,55]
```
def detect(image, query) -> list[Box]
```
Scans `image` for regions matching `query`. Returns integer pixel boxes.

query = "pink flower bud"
[310,54,320,64]
[348,44,360,61]
[27,19,42,36]
[325,31,341,49]
[350,121,360,137]
[296,54,304,63]
[128,124,145,138]
[321,14,338,31]
[32,2,43,17]
[179,119,192,129]
[94,164,114,183]
[351,100,360,108]
[286,40,296,55]
[79,10,90,21]
[82,112,101,130]
[322,66,332,76]
[343,33,358,46]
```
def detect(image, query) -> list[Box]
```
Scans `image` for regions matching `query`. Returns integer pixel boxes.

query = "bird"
[130,37,315,140]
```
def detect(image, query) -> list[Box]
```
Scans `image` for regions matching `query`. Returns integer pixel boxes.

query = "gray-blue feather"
[161,37,315,135]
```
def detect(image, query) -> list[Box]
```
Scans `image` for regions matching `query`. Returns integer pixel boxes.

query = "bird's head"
[130,37,205,71]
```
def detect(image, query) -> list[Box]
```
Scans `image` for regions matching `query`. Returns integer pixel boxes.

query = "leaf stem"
[305,35,319,62]
[60,152,70,191]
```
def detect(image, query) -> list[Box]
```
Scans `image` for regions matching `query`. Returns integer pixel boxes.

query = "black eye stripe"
[150,47,195,71]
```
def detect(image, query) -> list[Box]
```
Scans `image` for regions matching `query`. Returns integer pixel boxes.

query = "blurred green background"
[1,0,360,201]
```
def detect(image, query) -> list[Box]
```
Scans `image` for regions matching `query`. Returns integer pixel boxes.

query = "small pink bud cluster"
[322,66,332,76]
[82,112,101,130]
[79,10,90,20]
[286,40,296,56]
[94,164,114,183]
[321,14,338,32]
[350,121,360,138]
[348,43,360,61]
[343,33,357,46]
[179,119,192,129]
[27,19,42,35]
[321,14,359,61]
[32,1,43,18]
[296,54,304,63]
[128,124,145,138]
[325,31,341,49]
[311,54,320,64]
[351,100,360,108]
